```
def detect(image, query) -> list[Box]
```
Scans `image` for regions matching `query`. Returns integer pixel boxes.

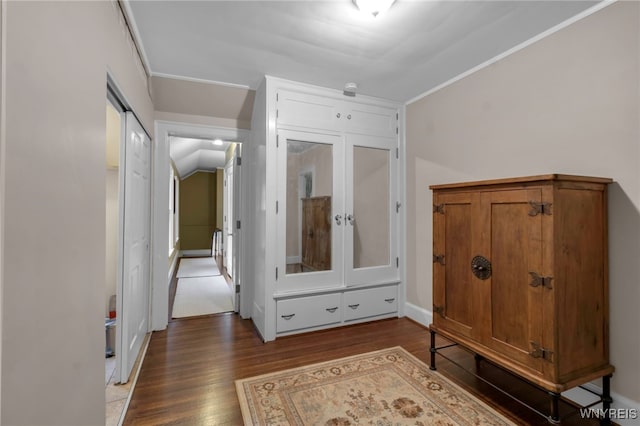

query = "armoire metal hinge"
[396,112,399,120]
[276,93,279,101]
[235,284,240,293]
[236,220,241,230]
[529,272,553,289]
[433,254,445,265]
[528,201,552,216]
[433,204,445,215]
[396,257,399,268]
[236,156,242,166]
[276,109,279,118]
[396,201,401,213]
[276,135,279,148]
[396,148,399,159]
[276,201,279,213]
[529,341,554,362]
[433,305,444,317]
[396,127,398,135]
[276,267,279,280]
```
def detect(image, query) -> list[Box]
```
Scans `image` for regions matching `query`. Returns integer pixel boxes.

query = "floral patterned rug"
[235,346,516,425]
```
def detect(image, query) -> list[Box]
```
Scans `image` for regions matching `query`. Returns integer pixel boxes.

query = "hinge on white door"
[235,285,240,293]
[276,267,279,280]
[396,112,399,121]
[276,109,279,119]
[276,201,279,214]
[276,135,279,148]
[236,156,242,166]
[236,220,241,230]
[396,201,401,213]
[396,148,399,159]
[396,257,399,268]
[396,127,398,135]
[276,93,279,102]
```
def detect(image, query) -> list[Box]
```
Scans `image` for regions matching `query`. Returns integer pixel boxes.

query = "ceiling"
[126,0,599,102]
[127,0,600,178]
[170,136,230,179]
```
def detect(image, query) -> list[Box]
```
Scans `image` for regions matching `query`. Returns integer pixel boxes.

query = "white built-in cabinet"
[247,76,403,341]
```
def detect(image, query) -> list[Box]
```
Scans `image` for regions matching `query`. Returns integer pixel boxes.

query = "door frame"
[151,122,250,330]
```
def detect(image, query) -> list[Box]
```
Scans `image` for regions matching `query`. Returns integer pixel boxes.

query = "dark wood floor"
[123,314,603,425]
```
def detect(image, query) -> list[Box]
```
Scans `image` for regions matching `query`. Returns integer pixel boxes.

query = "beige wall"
[2,1,154,424]
[151,76,255,129]
[180,172,218,250]
[406,1,639,403]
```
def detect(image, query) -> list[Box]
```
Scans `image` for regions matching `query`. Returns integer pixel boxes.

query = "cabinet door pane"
[353,146,389,269]
[286,140,333,274]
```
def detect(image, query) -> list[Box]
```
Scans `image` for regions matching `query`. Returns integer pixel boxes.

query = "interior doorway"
[152,121,249,330]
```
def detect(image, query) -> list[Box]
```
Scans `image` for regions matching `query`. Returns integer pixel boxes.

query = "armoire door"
[344,134,398,286]
[476,188,545,373]
[276,130,344,292]
[432,191,476,339]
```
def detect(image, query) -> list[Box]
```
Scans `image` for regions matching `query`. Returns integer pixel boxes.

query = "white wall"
[245,78,268,335]
[2,2,153,424]
[406,0,639,406]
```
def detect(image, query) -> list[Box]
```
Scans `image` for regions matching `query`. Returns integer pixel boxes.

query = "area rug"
[235,346,516,425]
[176,257,221,278]
[171,276,233,318]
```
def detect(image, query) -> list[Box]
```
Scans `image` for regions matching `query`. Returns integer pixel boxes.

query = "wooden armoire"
[429,175,614,422]
[301,196,331,271]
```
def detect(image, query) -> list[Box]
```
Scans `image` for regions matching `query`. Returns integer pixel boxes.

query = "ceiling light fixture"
[213,139,224,146]
[353,0,396,18]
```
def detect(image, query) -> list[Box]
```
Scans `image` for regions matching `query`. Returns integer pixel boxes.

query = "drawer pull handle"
[348,304,360,309]
[281,314,295,320]
[384,298,395,303]
[326,307,338,313]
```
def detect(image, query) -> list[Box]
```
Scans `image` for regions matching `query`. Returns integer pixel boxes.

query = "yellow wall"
[179,172,218,250]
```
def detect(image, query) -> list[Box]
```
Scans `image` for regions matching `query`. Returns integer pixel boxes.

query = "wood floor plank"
[124,314,604,425]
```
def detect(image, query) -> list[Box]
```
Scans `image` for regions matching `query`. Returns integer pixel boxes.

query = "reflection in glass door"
[277,130,344,293]
[345,135,398,286]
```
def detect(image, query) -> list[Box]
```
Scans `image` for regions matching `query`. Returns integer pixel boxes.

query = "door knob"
[334,214,342,225]
[346,214,355,225]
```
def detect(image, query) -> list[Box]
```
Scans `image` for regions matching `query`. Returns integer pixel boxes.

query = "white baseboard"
[286,255,301,264]
[403,304,639,424]
[180,249,211,257]
[404,302,432,328]
[252,302,266,342]
[168,254,179,285]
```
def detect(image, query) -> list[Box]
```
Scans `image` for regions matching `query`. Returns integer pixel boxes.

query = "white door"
[223,160,233,274]
[117,112,151,384]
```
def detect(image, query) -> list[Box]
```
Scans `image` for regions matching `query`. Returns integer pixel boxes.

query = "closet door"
[344,135,398,285]
[276,130,345,292]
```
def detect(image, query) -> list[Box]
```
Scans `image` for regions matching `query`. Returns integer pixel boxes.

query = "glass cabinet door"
[345,135,398,285]
[276,130,344,292]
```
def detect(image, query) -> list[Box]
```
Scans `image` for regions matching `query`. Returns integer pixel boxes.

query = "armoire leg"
[429,329,437,371]
[601,374,612,426]
[548,391,561,424]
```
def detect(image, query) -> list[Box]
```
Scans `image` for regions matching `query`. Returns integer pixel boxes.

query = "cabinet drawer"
[344,285,398,321]
[277,293,342,333]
